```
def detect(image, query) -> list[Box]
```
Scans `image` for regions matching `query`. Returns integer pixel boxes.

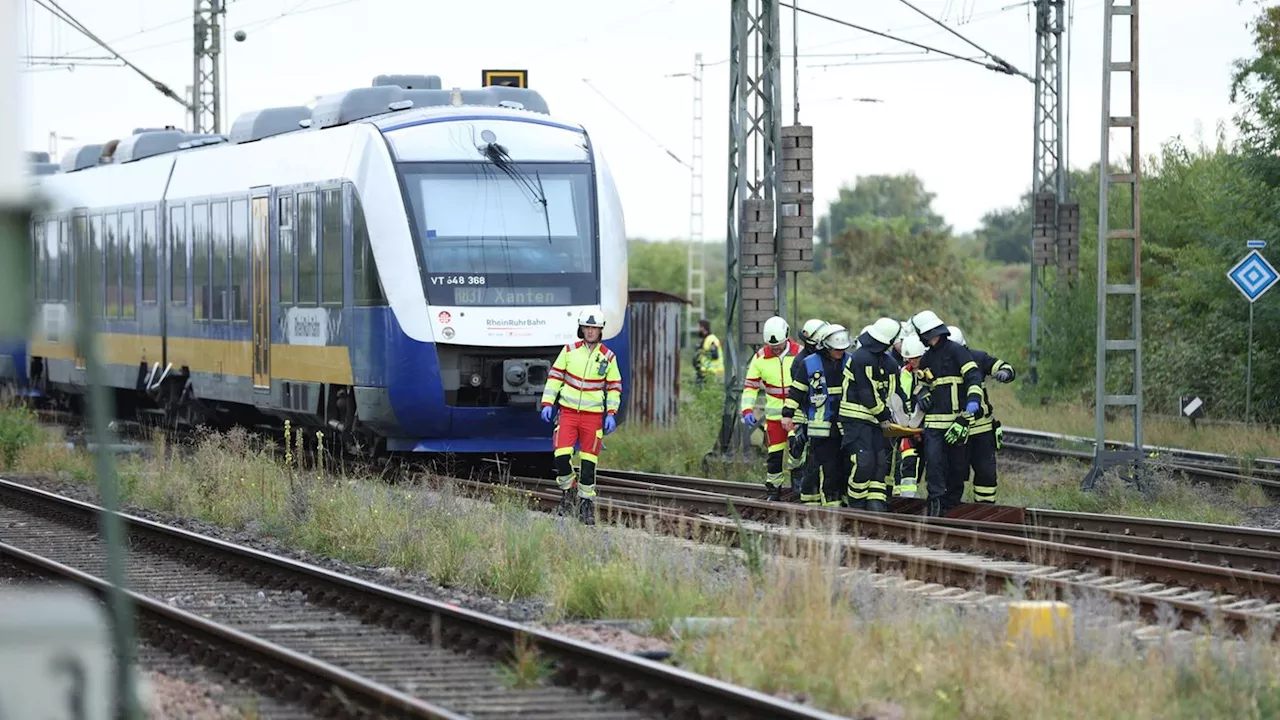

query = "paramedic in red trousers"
[741,316,802,501]
[540,310,622,526]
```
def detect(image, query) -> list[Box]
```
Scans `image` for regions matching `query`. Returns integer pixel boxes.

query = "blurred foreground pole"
[0,2,141,716]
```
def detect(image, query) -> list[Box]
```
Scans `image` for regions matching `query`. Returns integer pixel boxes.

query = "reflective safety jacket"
[914,337,984,430]
[696,333,724,376]
[889,366,924,428]
[783,351,845,437]
[839,332,896,426]
[969,348,1014,434]
[741,339,802,421]
[541,341,623,415]
[785,343,819,426]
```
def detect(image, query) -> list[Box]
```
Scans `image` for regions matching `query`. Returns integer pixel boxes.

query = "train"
[5,74,631,460]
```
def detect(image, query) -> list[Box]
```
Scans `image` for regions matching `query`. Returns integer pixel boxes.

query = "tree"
[1231,2,1280,168]
[819,172,950,241]
[978,193,1032,264]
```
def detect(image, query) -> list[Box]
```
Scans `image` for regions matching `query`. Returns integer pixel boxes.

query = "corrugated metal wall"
[627,290,687,426]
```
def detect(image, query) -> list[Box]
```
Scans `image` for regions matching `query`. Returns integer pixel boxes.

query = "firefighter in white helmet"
[838,317,901,511]
[947,325,1017,504]
[540,310,623,525]
[781,318,830,499]
[784,323,852,505]
[908,310,985,517]
[741,316,802,501]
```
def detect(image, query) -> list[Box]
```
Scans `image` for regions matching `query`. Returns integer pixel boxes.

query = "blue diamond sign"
[1228,250,1280,303]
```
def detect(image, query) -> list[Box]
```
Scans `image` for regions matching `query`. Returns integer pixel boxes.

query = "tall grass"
[5,408,1280,718]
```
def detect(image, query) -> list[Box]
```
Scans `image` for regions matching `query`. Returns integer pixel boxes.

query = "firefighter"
[889,334,928,498]
[540,310,623,526]
[908,311,985,517]
[741,316,802,501]
[783,322,847,506]
[839,317,901,511]
[692,319,724,387]
[784,318,830,499]
[947,325,1016,504]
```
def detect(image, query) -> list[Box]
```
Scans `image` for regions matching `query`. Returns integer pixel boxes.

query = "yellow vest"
[698,333,724,375]
[541,341,622,415]
[741,340,801,421]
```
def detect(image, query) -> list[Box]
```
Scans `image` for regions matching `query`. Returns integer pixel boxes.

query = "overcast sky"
[17,0,1259,240]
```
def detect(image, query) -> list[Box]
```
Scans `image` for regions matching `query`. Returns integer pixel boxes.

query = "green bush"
[0,407,40,471]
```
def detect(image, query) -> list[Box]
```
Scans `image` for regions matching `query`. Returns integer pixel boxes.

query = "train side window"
[121,210,136,318]
[71,218,84,307]
[47,220,60,304]
[297,191,318,305]
[352,192,385,306]
[105,212,119,318]
[141,209,157,304]
[192,203,209,320]
[33,220,45,301]
[231,198,249,322]
[320,188,343,305]
[89,214,103,317]
[170,206,188,304]
[278,194,295,304]
[211,200,229,321]
[59,218,70,302]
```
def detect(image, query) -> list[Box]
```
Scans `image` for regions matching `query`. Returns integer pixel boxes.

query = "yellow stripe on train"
[30,334,353,386]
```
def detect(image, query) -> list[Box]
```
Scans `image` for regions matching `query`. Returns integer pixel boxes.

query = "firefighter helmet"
[762,316,790,346]
[821,324,852,351]
[800,318,829,345]
[947,325,966,347]
[910,310,949,342]
[901,334,926,359]
[576,310,606,339]
[868,317,902,346]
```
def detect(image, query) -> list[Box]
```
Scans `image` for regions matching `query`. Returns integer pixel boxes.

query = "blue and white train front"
[366,109,628,453]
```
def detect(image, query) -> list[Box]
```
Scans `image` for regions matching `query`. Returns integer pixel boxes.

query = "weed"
[499,633,552,689]
[0,406,40,470]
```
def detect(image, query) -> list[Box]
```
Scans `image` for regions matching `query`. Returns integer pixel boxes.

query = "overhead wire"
[28,0,191,110]
[777,2,1029,80]
[891,0,1031,80]
[581,78,692,170]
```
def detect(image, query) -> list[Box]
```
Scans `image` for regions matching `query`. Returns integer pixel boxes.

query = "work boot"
[846,497,867,511]
[765,483,781,502]
[577,497,596,526]
[926,498,945,518]
[865,499,888,513]
[556,489,575,517]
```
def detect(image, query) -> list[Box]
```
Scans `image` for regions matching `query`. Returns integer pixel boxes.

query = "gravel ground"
[4,471,548,623]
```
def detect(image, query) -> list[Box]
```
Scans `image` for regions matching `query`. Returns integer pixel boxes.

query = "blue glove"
[540,405,554,423]
[604,415,617,435]
[965,400,980,416]
[743,411,759,428]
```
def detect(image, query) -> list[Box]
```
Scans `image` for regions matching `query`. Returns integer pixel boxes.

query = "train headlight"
[469,373,483,387]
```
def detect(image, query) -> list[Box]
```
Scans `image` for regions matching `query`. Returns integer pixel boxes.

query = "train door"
[158,201,167,369]
[251,189,271,390]
[70,212,86,371]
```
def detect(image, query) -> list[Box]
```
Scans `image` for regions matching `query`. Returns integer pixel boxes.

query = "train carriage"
[11,75,630,456]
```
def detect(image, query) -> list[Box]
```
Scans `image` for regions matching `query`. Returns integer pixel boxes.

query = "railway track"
[1000,427,1280,490]
[594,468,1280,568]
[482,470,1280,639]
[0,478,845,720]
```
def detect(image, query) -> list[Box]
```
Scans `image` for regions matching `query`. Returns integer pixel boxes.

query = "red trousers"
[553,407,604,462]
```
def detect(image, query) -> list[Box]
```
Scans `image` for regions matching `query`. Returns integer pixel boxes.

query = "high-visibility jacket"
[697,333,724,376]
[915,337,984,430]
[541,340,622,415]
[969,348,1014,434]
[741,339,802,421]
[839,333,895,426]
[783,351,844,437]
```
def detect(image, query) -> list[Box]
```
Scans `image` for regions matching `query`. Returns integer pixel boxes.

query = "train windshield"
[400,161,598,307]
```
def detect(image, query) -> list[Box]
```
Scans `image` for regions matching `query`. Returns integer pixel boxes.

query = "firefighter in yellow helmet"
[540,310,623,525]
[692,318,724,387]
[741,316,802,501]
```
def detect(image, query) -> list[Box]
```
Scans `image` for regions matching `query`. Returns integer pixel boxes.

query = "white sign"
[284,307,329,346]
[1181,396,1203,417]
[0,588,112,720]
